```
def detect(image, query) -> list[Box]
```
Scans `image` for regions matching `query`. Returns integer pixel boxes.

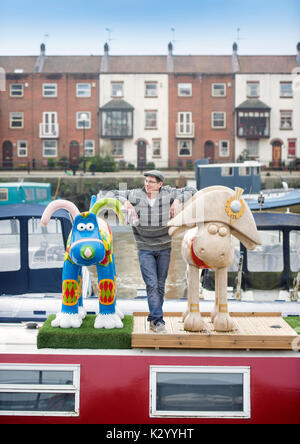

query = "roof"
[0,56,37,73]
[42,55,101,73]
[236,99,271,110]
[101,55,167,73]
[0,53,298,75]
[173,55,233,73]
[239,56,297,73]
[100,99,134,110]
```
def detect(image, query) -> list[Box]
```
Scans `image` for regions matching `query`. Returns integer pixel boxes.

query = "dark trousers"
[138,248,171,324]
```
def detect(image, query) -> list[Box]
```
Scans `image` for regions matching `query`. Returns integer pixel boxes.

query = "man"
[112,170,195,333]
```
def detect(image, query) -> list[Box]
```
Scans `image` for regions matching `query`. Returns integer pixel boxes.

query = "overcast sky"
[0,0,299,56]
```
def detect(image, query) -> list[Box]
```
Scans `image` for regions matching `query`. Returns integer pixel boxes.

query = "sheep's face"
[68,212,106,266]
[193,222,234,269]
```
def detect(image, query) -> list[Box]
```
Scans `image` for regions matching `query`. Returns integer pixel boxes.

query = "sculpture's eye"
[86,223,95,231]
[208,224,218,234]
[219,226,228,237]
[77,223,86,231]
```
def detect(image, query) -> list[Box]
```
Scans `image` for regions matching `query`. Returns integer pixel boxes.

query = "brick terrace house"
[0,44,100,169]
[234,43,300,167]
[167,43,235,168]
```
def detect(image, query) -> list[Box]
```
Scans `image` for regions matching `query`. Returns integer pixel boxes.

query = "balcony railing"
[176,122,195,138]
[39,123,59,138]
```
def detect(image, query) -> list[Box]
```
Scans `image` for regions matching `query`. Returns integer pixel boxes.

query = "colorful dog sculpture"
[168,186,261,332]
[41,197,124,329]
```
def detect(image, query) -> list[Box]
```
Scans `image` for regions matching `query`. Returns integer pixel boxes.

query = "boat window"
[0,188,8,201]
[239,167,250,176]
[28,218,65,269]
[247,230,283,272]
[35,188,48,202]
[0,364,80,417]
[150,366,250,418]
[0,219,21,271]
[221,167,233,176]
[290,230,300,272]
[24,187,35,202]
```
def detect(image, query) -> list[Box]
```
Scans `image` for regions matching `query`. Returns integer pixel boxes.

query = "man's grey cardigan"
[111,185,196,251]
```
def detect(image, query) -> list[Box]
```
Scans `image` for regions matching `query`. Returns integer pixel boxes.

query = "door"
[137,140,147,170]
[204,141,215,163]
[69,141,80,166]
[272,142,282,168]
[2,141,13,169]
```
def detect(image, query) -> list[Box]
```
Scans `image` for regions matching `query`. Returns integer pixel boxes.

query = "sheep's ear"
[90,198,125,225]
[41,200,80,226]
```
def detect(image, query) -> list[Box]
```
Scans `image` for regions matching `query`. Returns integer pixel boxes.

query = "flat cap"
[144,170,165,182]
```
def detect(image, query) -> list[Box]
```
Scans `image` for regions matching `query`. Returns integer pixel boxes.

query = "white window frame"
[76,83,91,97]
[145,110,158,129]
[10,112,24,129]
[84,139,95,157]
[152,139,161,158]
[178,83,192,97]
[0,363,80,417]
[111,82,124,97]
[212,83,226,97]
[17,140,28,157]
[111,139,124,157]
[212,112,226,129]
[177,112,192,134]
[42,83,57,98]
[145,82,158,97]
[280,82,293,98]
[219,140,230,157]
[10,84,24,97]
[150,365,251,419]
[247,81,259,98]
[76,112,91,129]
[43,140,57,157]
[178,140,192,157]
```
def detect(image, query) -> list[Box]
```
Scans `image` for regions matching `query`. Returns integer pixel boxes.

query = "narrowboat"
[0,182,52,206]
[195,161,300,210]
[0,205,299,425]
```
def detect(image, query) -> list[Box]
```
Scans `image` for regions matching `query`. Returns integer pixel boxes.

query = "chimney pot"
[297,42,300,51]
[104,42,109,53]
[40,43,46,54]
[232,42,238,52]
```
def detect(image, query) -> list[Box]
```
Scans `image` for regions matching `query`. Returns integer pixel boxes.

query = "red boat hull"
[0,351,299,424]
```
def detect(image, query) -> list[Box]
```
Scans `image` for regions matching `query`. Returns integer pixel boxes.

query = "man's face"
[144,176,163,194]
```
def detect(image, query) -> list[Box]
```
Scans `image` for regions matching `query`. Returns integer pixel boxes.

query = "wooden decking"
[131,312,298,350]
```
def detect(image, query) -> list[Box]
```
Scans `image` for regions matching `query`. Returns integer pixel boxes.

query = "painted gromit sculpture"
[41,197,124,329]
[168,186,261,332]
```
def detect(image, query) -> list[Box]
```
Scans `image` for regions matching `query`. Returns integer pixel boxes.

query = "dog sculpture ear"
[41,199,80,226]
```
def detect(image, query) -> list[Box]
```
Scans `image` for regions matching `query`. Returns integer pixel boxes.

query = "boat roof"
[197,161,261,169]
[0,182,51,188]
[253,211,300,229]
[0,203,68,219]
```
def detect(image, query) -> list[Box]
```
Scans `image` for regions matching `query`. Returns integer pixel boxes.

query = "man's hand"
[123,200,139,225]
[170,199,182,219]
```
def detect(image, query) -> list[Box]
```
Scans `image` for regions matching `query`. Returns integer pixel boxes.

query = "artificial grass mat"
[37,314,133,349]
[284,316,300,334]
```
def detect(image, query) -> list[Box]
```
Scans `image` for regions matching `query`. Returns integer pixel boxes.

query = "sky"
[0,0,299,56]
